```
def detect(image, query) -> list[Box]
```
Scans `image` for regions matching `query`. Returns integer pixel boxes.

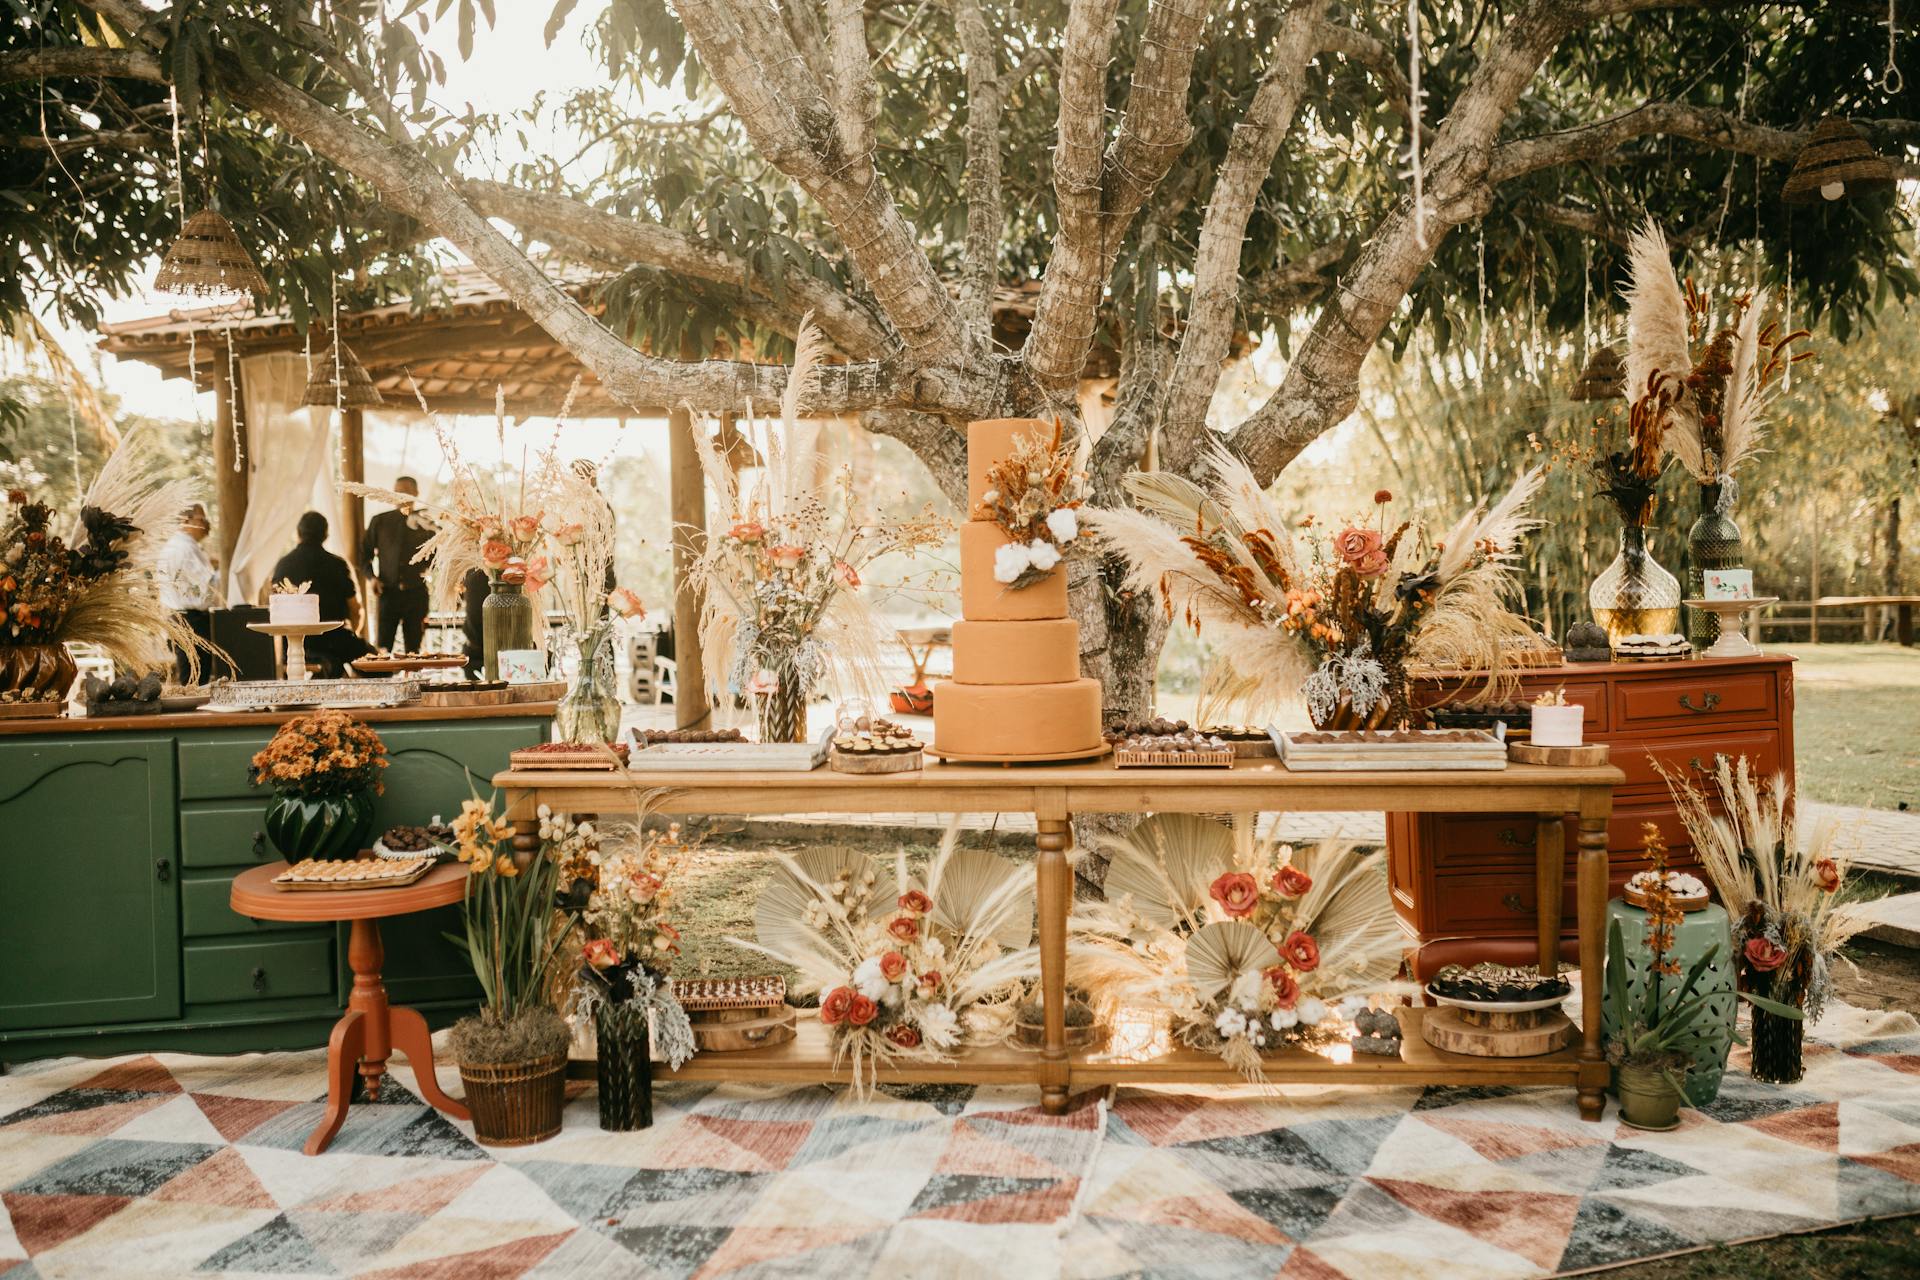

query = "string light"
[1406,0,1428,249]
[1477,229,1488,372]
[166,87,206,435]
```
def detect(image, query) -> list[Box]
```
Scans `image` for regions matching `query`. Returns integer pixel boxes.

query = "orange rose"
[887,915,920,942]
[766,544,806,570]
[583,939,620,970]
[878,951,909,982]
[607,587,646,619]
[1814,857,1841,893]
[509,514,541,543]
[886,1024,921,1049]
[728,520,765,543]
[1271,864,1313,898]
[916,971,942,997]
[820,986,856,1025]
[835,560,860,588]
[1264,966,1299,1009]
[898,889,933,915]
[1333,525,1383,567]
[1282,931,1320,972]
[847,994,879,1026]
[481,539,512,570]
[1209,871,1260,919]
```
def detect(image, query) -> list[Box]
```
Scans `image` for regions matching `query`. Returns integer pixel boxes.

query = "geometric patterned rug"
[2,1004,1916,1278]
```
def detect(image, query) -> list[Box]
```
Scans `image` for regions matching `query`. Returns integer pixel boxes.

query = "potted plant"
[445,794,577,1145]
[1604,855,1803,1128]
[555,808,696,1130]
[1662,756,1864,1083]
[248,710,387,859]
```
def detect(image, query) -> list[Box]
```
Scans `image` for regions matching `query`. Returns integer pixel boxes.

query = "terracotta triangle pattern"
[0,1006,1916,1277]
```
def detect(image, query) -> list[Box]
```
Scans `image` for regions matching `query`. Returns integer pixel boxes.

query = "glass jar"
[1590,522,1681,644]
[555,619,622,744]
[481,577,536,681]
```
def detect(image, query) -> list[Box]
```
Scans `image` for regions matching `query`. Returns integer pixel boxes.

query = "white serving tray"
[1274,728,1508,771]
[627,741,828,772]
[203,676,419,711]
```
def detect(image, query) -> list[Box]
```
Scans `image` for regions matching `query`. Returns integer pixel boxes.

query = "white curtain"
[225,353,340,605]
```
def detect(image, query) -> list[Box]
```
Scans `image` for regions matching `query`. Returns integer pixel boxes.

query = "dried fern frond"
[1624,216,1699,471]
[1716,296,1771,483]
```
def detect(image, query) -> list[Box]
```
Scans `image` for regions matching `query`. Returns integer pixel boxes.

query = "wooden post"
[670,403,709,730]
[1809,496,1822,644]
[1534,813,1565,977]
[1036,808,1073,1116]
[211,346,249,600]
[340,407,366,637]
[1575,812,1609,1122]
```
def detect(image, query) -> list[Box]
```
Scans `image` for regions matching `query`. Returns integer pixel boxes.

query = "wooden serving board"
[1421,1006,1573,1057]
[629,742,827,772]
[507,680,567,703]
[831,750,923,774]
[0,701,66,721]
[418,686,511,708]
[509,747,629,771]
[690,1006,798,1052]
[1507,741,1610,767]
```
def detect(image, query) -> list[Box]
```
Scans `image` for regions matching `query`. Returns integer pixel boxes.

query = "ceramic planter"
[1615,1061,1684,1130]
[263,789,378,861]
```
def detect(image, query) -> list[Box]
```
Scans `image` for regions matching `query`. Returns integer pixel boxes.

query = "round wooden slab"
[1421,1006,1573,1058]
[690,1007,798,1053]
[1507,741,1610,767]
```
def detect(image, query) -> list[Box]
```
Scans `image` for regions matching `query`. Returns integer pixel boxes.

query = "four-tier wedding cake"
[932,419,1104,760]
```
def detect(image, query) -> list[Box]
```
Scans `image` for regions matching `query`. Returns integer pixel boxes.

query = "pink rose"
[746,668,779,696]
[887,915,920,943]
[1282,931,1320,973]
[1209,871,1260,919]
[898,889,932,915]
[481,539,512,570]
[607,587,646,619]
[1744,937,1788,972]
[1355,549,1390,578]
[878,951,908,982]
[728,520,765,543]
[1333,525,1383,567]
[509,514,541,543]
[583,939,620,970]
[766,544,806,570]
[524,554,552,592]
[820,986,855,1025]
[1271,865,1313,898]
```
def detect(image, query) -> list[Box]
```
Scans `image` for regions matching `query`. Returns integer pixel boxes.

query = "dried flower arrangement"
[689,319,949,721]
[1088,443,1544,725]
[270,578,311,596]
[1658,756,1862,1081]
[731,826,1038,1092]
[247,709,388,798]
[1,430,202,676]
[1066,815,1406,1080]
[975,418,1090,588]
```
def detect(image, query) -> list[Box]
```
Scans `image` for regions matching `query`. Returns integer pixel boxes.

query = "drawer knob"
[1501,893,1528,914]
[252,966,267,993]
[1678,692,1721,713]
[252,831,267,856]
[154,857,172,883]
[1497,827,1535,850]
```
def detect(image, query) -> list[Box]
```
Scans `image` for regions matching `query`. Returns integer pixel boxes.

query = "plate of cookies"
[272,856,436,891]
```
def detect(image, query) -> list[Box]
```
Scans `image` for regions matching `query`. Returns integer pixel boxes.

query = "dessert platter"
[1111,727,1235,768]
[0,689,67,721]
[250,586,345,681]
[929,419,1107,764]
[1624,868,1711,911]
[351,650,471,676]
[1613,632,1693,662]
[1427,962,1572,1012]
[1278,728,1508,771]
[371,821,456,861]
[635,727,748,746]
[271,855,436,891]
[830,720,925,774]
[627,737,829,771]
[1423,963,1575,1058]
[509,740,632,771]
[200,675,421,712]
[1203,723,1280,758]
[676,976,798,1052]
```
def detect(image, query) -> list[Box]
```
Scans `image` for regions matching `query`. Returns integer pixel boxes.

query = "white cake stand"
[1683,596,1777,659]
[248,620,344,681]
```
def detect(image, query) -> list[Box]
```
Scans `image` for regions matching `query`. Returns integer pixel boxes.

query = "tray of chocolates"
[1279,728,1507,771]
[831,720,925,773]
[1427,962,1572,1012]
[1199,723,1281,758]
[1113,728,1236,768]
[508,741,632,771]
[635,727,748,746]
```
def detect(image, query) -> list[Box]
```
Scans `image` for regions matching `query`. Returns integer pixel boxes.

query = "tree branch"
[0,47,161,86]
[1239,242,1346,310]
[826,0,877,162]
[1314,18,1411,119]
[456,179,891,356]
[1161,1,1321,463]
[860,409,968,508]
[951,0,1004,357]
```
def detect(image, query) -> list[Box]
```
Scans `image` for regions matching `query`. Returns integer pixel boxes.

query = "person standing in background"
[269,512,373,676]
[361,476,434,652]
[158,503,220,682]
[460,567,490,676]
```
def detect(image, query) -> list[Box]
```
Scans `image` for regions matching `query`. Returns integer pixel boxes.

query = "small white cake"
[1530,703,1586,747]
[1703,569,1754,601]
[268,593,320,626]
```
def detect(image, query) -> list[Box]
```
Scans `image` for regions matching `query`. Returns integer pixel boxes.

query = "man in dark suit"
[360,476,434,652]
[270,512,373,676]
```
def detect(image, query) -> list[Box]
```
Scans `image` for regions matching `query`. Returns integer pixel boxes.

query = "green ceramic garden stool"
[1602,899,1737,1105]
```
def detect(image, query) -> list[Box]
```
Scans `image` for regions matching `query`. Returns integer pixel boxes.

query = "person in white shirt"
[159,504,220,681]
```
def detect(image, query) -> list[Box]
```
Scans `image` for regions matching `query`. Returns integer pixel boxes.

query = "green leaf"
[544,0,579,47]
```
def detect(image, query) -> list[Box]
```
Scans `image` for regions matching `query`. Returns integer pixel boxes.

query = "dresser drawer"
[184,937,334,1004]
[182,873,307,937]
[1432,873,1579,934]
[179,802,274,869]
[1523,679,1610,735]
[1426,803,1698,869]
[1615,729,1783,792]
[179,733,272,801]
[1615,670,1776,730]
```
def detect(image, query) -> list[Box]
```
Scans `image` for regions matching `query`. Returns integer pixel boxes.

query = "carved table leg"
[345,918,392,1101]
[1037,817,1072,1116]
[1576,814,1609,1121]
[306,1009,367,1156]
[390,1005,470,1120]
[1535,813,1565,976]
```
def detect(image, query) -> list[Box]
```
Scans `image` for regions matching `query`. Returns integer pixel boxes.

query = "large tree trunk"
[1069,557,1168,893]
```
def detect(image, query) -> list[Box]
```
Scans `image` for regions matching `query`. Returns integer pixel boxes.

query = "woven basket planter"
[458,1051,568,1146]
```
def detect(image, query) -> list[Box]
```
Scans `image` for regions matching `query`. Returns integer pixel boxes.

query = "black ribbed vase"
[1686,483,1745,648]
[594,1003,654,1131]
[1749,1006,1806,1085]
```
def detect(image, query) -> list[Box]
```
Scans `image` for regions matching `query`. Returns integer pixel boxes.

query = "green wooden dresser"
[0,704,550,1064]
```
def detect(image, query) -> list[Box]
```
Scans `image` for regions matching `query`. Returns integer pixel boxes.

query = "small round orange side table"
[231,861,472,1155]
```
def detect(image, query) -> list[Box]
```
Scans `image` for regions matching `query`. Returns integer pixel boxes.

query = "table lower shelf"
[565,1007,1597,1092]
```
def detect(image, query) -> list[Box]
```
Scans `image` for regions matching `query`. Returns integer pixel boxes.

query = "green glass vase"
[263,789,377,861]
[1603,898,1737,1105]
[482,578,536,681]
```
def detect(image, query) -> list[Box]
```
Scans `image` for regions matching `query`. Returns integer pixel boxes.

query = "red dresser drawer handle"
[1497,827,1535,850]
[1678,692,1721,713]
[1501,893,1528,914]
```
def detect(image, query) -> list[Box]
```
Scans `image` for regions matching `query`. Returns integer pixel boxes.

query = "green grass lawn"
[1776,644,1920,811]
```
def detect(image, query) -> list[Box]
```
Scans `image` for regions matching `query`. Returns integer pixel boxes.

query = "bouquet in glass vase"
[690,321,949,742]
[1660,756,1861,1084]
[1088,442,1545,727]
[1066,816,1407,1081]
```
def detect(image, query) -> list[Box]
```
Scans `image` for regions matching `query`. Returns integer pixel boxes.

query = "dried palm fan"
[1184,921,1282,1006]
[1570,343,1626,401]
[301,340,384,408]
[751,845,899,986]
[153,209,268,298]
[1781,118,1895,204]
[1096,813,1235,934]
[921,847,1033,950]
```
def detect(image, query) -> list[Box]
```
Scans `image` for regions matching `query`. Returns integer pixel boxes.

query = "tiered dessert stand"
[1682,596,1777,658]
[247,619,344,681]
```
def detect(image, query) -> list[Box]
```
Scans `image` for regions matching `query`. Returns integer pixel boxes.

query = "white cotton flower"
[919,935,948,964]
[918,1003,960,1047]
[1026,539,1061,572]
[1214,1008,1248,1039]
[1270,1008,1299,1030]
[1338,995,1370,1020]
[853,957,889,1001]
[982,487,999,505]
[1045,507,1079,543]
[1228,970,1265,1010]
[993,540,1033,584]
[1297,997,1327,1027]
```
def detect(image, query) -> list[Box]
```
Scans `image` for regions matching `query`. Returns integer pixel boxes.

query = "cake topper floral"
[271,578,311,595]
[1088,443,1546,726]
[976,417,1090,589]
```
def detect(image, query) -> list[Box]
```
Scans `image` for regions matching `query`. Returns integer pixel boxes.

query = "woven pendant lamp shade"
[301,340,384,408]
[1571,343,1626,401]
[153,209,269,298]
[1781,118,1895,203]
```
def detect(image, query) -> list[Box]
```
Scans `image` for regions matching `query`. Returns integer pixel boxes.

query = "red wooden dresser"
[1389,653,1795,980]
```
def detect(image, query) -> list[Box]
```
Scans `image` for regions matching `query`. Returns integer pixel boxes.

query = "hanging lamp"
[300,337,384,408]
[153,209,269,298]
[1780,117,1895,204]
[1571,342,1626,401]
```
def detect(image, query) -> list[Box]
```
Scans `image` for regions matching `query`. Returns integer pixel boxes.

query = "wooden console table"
[495,759,1622,1119]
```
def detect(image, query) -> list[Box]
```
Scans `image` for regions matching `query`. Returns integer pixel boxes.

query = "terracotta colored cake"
[934,419,1104,761]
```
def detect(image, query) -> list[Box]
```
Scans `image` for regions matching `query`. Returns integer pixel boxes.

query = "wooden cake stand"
[231,861,471,1154]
